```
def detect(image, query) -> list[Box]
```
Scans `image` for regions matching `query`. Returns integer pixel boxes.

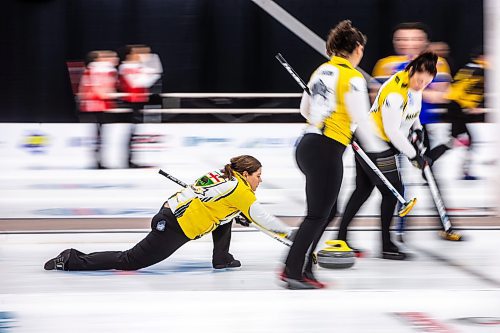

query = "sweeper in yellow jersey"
[334,52,442,260]
[281,20,387,290]
[44,155,294,271]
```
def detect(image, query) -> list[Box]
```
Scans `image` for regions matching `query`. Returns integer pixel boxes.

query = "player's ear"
[242,171,249,178]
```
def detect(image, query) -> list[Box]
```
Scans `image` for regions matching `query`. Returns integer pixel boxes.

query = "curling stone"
[317,240,356,269]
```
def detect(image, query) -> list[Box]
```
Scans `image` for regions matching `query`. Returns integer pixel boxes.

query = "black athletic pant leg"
[65,206,190,271]
[428,101,476,165]
[338,150,402,251]
[337,155,375,241]
[303,201,337,274]
[371,154,402,251]
[448,101,470,139]
[127,103,145,166]
[211,221,234,265]
[285,134,345,280]
[95,112,105,168]
[79,112,105,169]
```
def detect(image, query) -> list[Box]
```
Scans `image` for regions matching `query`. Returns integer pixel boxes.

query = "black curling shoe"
[44,249,72,271]
[381,250,411,260]
[213,259,241,269]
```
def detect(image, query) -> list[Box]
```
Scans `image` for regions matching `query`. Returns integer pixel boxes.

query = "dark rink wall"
[0,0,483,122]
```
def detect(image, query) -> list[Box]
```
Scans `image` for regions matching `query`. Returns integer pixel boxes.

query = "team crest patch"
[195,171,226,186]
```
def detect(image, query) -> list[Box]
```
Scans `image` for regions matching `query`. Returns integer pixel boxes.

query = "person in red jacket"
[118,45,162,168]
[78,50,119,169]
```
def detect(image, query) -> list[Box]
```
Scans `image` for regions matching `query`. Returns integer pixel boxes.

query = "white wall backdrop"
[0,123,496,219]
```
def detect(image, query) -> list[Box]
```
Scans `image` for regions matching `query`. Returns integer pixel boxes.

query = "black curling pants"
[285,134,345,280]
[79,111,106,169]
[427,101,483,164]
[126,102,145,166]
[63,204,190,271]
[337,149,402,252]
[211,220,236,265]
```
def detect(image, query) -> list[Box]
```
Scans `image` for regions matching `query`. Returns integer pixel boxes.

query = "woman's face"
[244,167,262,191]
[409,71,434,92]
[393,29,428,57]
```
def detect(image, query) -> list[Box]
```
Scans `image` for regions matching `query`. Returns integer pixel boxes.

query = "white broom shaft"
[275,53,311,95]
[423,166,452,231]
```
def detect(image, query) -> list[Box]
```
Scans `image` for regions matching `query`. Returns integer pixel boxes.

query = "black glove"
[410,128,425,152]
[410,153,433,170]
[234,215,251,227]
[412,128,424,144]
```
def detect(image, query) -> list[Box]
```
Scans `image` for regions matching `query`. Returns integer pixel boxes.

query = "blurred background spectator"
[0,0,484,122]
[428,41,454,73]
[118,44,162,168]
[371,22,452,126]
[78,50,119,169]
[426,46,488,180]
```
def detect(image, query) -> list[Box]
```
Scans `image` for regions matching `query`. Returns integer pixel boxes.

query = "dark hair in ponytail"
[405,51,438,77]
[222,155,262,179]
[326,20,367,58]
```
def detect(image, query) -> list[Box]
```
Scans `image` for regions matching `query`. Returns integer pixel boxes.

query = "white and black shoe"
[44,249,72,271]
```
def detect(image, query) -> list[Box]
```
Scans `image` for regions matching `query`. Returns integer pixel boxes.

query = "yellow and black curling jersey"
[302,56,368,146]
[445,59,486,109]
[370,70,423,158]
[372,55,451,124]
[166,170,289,240]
